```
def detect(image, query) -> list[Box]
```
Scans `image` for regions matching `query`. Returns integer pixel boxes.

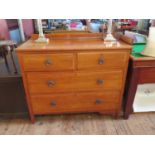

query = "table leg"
[124,67,140,119]
[2,51,10,72]
[10,50,18,74]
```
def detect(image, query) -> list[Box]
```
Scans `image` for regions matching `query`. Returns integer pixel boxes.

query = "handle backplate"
[98,58,104,65]
[51,101,57,107]
[47,80,55,87]
[96,79,104,85]
[44,59,52,66]
[95,99,104,105]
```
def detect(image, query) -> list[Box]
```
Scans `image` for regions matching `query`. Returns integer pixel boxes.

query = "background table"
[0,40,17,73]
[124,43,155,119]
[0,45,28,118]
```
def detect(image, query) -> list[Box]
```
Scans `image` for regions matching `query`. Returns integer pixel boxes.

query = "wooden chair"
[0,40,17,73]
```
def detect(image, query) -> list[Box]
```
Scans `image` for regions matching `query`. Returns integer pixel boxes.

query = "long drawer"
[30,91,120,114]
[27,70,123,94]
[78,51,128,70]
[22,53,75,71]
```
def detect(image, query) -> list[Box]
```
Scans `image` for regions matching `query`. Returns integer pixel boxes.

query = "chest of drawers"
[17,33,131,122]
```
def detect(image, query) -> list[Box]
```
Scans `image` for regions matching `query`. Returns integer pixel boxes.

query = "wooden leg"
[124,67,139,119]
[124,112,129,119]
[10,50,18,74]
[2,51,10,72]
[30,115,35,123]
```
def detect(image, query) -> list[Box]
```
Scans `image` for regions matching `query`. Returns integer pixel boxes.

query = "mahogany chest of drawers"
[17,33,131,122]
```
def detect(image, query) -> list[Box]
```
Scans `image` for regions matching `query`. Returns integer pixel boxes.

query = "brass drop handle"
[96,79,104,85]
[98,58,104,65]
[44,59,52,66]
[47,80,55,87]
[95,99,104,105]
[51,101,57,107]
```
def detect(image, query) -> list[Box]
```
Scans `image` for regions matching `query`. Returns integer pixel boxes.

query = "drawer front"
[78,51,128,70]
[31,91,120,114]
[27,70,123,94]
[22,53,75,71]
[139,68,155,83]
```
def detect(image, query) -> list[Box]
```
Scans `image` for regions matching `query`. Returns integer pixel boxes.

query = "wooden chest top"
[17,33,131,52]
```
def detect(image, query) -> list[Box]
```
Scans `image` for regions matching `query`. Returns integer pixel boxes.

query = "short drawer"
[22,53,75,71]
[27,70,123,94]
[77,51,128,70]
[139,68,155,84]
[30,91,120,114]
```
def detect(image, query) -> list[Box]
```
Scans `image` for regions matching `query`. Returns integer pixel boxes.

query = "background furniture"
[0,49,28,117]
[17,33,131,122]
[124,43,155,119]
[0,40,17,73]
